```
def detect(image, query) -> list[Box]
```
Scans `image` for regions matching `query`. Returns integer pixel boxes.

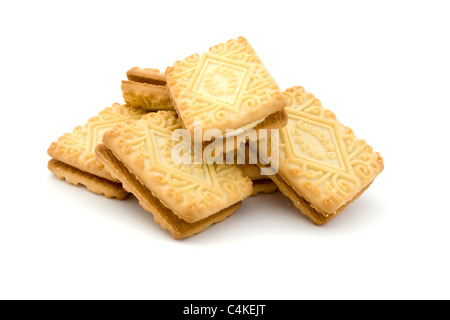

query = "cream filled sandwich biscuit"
[166,37,287,142]
[268,86,384,225]
[96,111,253,239]
[47,103,147,199]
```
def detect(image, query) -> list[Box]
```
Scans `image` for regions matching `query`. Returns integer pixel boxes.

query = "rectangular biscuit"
[166,37,287,138]
[271,86,384,224]
[97,111,253,238]
[122,67,174,110]
[47,103,147,197]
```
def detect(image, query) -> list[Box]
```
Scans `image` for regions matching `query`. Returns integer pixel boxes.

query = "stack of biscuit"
[48,37,383,239]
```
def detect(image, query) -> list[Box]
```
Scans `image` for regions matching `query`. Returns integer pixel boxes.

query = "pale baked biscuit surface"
[279,86,384,216]
[48,104,147,181]
[103,111,253,223]
[166,37,286,136]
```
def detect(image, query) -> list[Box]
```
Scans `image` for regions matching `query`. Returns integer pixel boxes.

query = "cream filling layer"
[223,117,266,138]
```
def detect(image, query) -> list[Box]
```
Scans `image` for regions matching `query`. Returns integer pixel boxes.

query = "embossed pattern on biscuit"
[166,37,286,135]
[279,87,384,216]
[103,111,253,223]
[47,103,147,181]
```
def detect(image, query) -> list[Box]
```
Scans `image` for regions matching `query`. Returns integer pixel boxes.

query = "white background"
[1,0,449,300]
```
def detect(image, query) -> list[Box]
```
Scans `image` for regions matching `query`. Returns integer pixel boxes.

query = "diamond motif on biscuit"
[285,112,348,173]
[192,56,249,104]
[165,37,286,133]
[278,86,384,215]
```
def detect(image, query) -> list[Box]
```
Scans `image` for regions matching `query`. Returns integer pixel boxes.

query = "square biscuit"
[166,37,286,137]
[274,86,384,223]
[122,67,174,111]
[101,111,253,224]
[48,103,148,182]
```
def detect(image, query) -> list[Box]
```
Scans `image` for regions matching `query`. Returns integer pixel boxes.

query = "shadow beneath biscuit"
[112,195,173,239]
[181,191,312,244]
[47,173,170,239]
[183,191,387,243]
[48,172,386,242]
[321,194,386,231]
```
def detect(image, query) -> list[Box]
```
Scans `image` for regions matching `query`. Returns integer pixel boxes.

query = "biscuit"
[194,109,288,156]
[225,109,288,151]
[122,67,174,110]
[166,37,287,138]
[96,111,253,238]
[47,103,147,196]
[48,159,128,200]
[269,86,384,224]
